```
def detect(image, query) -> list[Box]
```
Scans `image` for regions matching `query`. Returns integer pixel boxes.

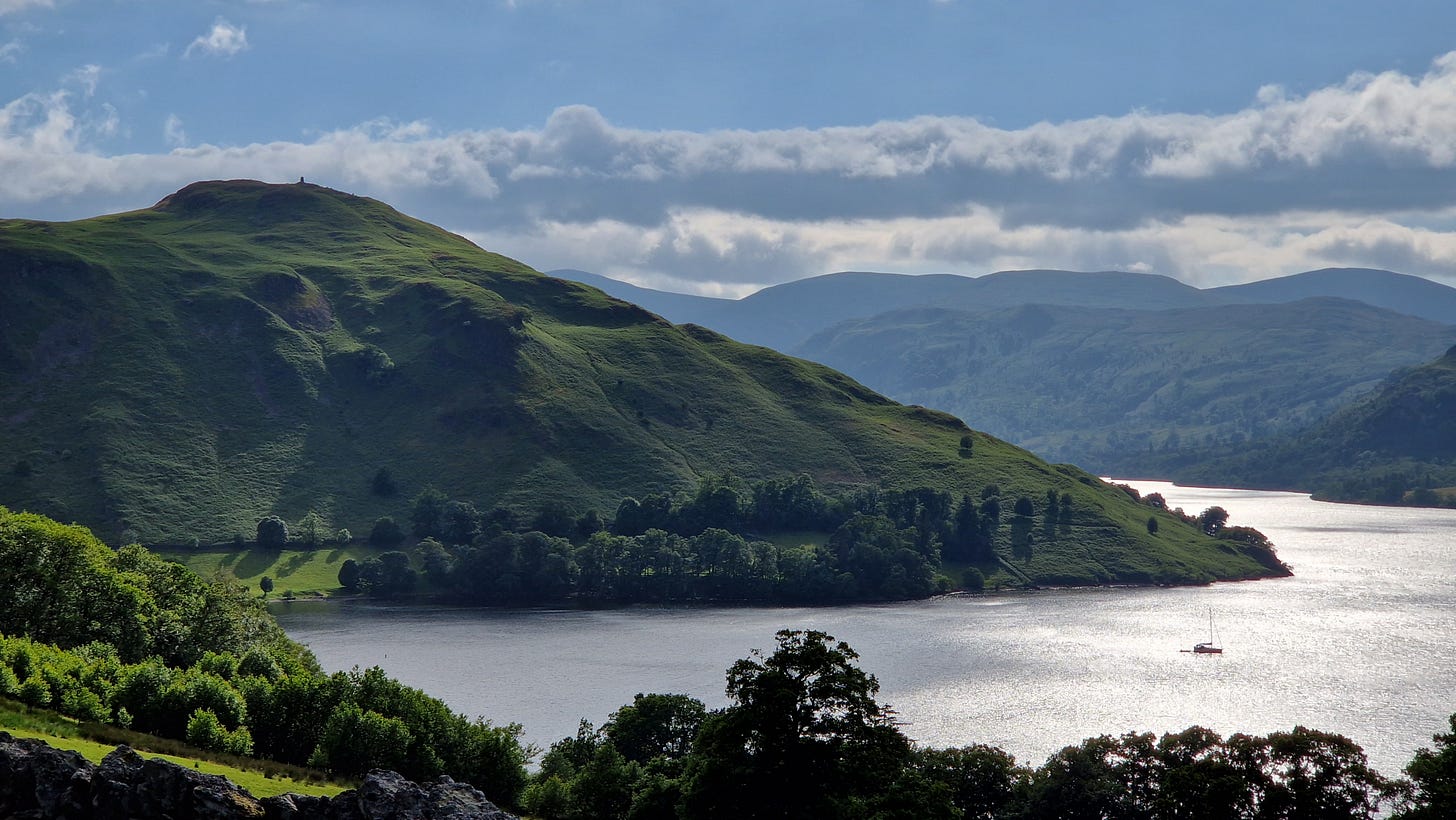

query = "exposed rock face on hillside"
[0,732,518,820]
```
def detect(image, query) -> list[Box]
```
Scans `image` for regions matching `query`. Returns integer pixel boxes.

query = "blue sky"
[5,0,1456,294]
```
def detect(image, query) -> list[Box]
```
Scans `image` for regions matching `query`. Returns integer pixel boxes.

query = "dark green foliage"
[355,472,1286,604]
[296,511,327,548]
[411,488,448,540]
[1146,516,1159,534]
[337,559,361,591]
[1395,715,1456,819]
[1019,726,1390,820]
[0,508,301,667]
[0,506,529,809]
[603,694,707,765]
[368,516,404,546]
[259,576,274,597]
[533,503,577,539]
[914,744,1022,820]
[441,500,481,545]
[308,702,411,775]
[358,551,415,597]
[1198,506,1229,536]
[371,467,397,497]
[256,516,289,548]
[679,630,912,818]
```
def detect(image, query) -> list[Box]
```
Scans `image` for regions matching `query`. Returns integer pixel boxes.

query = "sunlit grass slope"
[0,698,346,798]
[154,544,389,597]
[0,180,1277,584]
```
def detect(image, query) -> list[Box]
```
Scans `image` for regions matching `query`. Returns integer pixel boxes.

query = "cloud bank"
[7,54,1456,293]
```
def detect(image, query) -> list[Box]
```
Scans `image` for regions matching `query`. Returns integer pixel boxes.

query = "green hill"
[794,299,1456,472]
[0,180,1278,584]
[1170,345,1456,505]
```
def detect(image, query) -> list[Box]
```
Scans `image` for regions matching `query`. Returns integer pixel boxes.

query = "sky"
[6,1,1456,296]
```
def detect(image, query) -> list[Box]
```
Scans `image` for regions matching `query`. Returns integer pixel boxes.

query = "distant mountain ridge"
[550,266,1456,351]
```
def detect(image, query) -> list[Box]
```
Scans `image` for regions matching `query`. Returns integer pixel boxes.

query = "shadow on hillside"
[233,548,280,580]
[277,551,312,578]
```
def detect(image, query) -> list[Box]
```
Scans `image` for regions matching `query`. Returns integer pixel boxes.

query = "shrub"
[256,516,289,548]
[186,707,226,751]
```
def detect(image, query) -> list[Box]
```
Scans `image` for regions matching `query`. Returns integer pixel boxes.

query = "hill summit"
[0,180,1280,585]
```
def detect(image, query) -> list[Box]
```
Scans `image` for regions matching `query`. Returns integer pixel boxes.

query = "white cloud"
[0,0,52,15]
[163,114,187,148]
[0,40,22,63]
[184,19,249,59]
[66,64,101,97]
[11,53,1456,293]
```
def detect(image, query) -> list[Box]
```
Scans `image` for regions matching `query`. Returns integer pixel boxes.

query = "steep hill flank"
[1173,345,1456,504]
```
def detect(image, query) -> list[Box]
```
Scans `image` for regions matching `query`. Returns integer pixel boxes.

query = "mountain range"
[552,266,1456,353]
[557,267,1456,477]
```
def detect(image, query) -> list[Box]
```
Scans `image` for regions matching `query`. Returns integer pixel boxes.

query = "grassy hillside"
[1169,345,1456,505]
[794,299,1456,472]
[0,180,1278,585]
[1,699,346,799]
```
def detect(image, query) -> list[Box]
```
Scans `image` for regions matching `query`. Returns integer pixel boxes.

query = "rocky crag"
[0,732,518,820]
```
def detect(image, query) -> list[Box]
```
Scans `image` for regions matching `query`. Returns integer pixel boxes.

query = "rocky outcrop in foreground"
[0,732,518,819]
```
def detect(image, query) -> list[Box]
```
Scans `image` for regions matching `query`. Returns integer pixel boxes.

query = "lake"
[273,481,1456,774]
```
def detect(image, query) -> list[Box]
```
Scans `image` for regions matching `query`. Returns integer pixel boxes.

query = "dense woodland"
[0,506,1450,818]
[328,474,1286,605]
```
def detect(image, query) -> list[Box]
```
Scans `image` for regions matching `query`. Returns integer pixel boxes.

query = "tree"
[441,500,481,545]
[411,487,448,539]
[959,434,974,457]
[308,702,411,776]
[371,467,397,497]
[359,551,416,597]
[337,559,361,591]
[297,510,327,547]
[680,630,912,818]
[256,516,289,548]
[1395,714,1456,819]
[259,576,274,598]
[335,528,351,545]
[1198,506,1230,536]
[603,692,707,764]
[1147,516,1159,534]
[915,744,1025,820]
[532,503,576,538]
[1013,496,1035,518]
[369,516,405,547]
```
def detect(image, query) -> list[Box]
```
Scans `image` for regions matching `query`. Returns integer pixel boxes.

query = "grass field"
[155,544,390,597]
[0,700,347,799]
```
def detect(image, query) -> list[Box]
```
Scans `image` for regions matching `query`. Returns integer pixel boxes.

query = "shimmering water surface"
[274,481,1456,773]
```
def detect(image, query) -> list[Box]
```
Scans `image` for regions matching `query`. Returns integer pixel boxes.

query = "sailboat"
[1190,608,1223,654]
